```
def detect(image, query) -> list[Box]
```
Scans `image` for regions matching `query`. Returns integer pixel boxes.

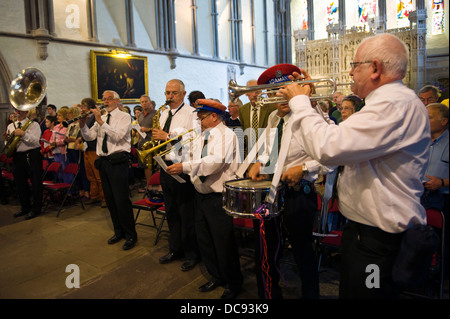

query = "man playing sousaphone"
[248,64,334,299]
[5,108,43,220]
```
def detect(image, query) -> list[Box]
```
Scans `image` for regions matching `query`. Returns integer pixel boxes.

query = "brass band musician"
[5,109,43,220]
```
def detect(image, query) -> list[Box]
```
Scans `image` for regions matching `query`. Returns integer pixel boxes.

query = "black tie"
[199,133,209,182]
[102,113,111,154]
[277,118,284,154]
[18,122,22,128]
[163,110,173,133]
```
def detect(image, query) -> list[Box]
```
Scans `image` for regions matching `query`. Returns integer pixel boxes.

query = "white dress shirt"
[182,122,240,194]
[81,107,132,156]
[158,102,198,162]
[6,119,41,152]
[259,109,334,182]
[289,81,430,233]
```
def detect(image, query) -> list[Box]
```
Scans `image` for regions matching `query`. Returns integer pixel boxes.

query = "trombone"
[137,128,197,164]
[228,78,338,105]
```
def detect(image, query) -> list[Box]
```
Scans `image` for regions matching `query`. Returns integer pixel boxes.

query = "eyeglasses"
[197,113,213,122]
[164,91,180,96]
[349,61,373,69]
[102,96,115,101]
[350,60,389,69]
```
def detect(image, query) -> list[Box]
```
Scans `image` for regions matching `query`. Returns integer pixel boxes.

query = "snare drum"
[223,178,285,219]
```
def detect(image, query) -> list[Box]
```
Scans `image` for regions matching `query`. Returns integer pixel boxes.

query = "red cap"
[195,99,226,114]
[257,63,301,85]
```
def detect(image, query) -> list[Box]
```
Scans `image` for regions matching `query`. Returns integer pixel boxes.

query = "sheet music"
[154,155,186,183]
[132,123,147,139]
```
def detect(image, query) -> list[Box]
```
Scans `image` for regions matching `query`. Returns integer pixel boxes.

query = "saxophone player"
[5,109,43,220]
[136,95,156,187]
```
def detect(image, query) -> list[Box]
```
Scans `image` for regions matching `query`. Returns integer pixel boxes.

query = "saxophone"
[139,100,171,170]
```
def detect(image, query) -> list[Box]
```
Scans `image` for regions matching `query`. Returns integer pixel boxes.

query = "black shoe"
[181,260,198,272]
[199,280,220,293]
[221,287,241,299]
[159,252,181,264]
[122,238,137,250]
[13,211,28,218]
[107,235,123,245]
[25,212,39,220]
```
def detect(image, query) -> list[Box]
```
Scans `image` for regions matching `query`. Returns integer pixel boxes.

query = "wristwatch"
[302,163,309,175]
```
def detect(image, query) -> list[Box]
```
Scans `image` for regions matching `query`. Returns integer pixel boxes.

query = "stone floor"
[0,183,447,312]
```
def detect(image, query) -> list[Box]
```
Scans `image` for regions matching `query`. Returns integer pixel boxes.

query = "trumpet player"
[248,63,334,299]
[278,33,430,299]
[5,109,43,220]
[153,79,201,272]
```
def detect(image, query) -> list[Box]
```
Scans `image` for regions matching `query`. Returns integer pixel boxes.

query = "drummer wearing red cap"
[248,64,334,299]
[166,99,243,299]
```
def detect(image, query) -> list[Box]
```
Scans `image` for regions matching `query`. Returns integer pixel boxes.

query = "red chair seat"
[321,230,342,247]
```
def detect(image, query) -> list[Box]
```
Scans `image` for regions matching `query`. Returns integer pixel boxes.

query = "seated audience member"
[340,95,363,122]
[418,85,440,106]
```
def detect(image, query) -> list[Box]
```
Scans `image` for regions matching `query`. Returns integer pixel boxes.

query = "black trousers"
[282,185,319,299]
[12,148,43,214]
[160,168,200,261]
[339,220,403,299]
[195,192,243,289]
[97,153,137,241]
[252,183,318,299]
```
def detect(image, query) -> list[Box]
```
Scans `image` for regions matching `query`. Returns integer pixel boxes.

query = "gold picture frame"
[90,50,148,104]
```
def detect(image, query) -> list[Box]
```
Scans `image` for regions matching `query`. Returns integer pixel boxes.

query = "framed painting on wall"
[90,50,148,104]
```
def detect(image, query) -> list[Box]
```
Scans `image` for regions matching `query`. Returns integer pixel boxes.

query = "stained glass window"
[396,0,413,28]
[357,0,377,24]
[301,0,308,30]
[432,0,445,35]
[327,1,339,25]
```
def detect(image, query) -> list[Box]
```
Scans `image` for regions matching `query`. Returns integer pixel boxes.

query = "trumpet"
[228,78,337,105]
[137,128,196,164]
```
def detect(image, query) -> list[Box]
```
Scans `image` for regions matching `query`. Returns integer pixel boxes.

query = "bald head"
[359,33,409,80]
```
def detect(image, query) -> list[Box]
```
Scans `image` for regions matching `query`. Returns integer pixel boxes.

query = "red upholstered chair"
[425,208,446,299]
[133,172,166,245]
[154,205,169,245]
[42,163,85,217]
[42,161,61,185]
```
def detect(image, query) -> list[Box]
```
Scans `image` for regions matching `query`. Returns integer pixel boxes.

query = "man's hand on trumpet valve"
[277,68,314,102]
[152,127,169,141]
[166,163,183,175]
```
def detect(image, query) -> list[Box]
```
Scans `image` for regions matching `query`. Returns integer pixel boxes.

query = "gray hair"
[419,85,440,99]
[103,90,120,99]
[168,79,185,92]
[360,33,409,79]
